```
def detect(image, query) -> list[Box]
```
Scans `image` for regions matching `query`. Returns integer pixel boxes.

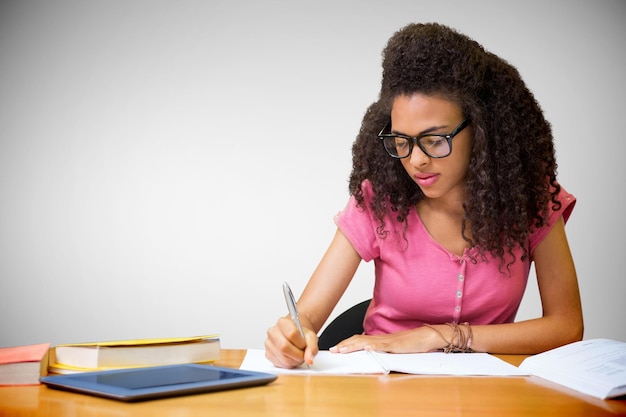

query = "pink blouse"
[335,181,576,335]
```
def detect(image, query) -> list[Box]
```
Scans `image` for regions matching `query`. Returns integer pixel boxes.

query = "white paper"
[519,338,626,399]
[375,351,527,376]
[240,349,382,375]
[240,349,527,376]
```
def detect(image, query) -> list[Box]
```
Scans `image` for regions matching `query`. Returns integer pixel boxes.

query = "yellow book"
[50,335,219,372]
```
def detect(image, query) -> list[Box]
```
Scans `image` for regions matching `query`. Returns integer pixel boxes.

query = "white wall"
[1,0,624,349]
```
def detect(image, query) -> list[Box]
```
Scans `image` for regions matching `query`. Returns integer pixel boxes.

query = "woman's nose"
[409,144,430,167]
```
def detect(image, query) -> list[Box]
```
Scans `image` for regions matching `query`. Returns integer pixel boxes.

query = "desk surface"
[1,349,625,417]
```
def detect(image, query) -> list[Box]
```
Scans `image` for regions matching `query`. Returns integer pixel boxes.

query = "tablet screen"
[41,364,277,401]
[86,366,237,389]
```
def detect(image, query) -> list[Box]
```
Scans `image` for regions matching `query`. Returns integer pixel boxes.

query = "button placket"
[453,259,467,322]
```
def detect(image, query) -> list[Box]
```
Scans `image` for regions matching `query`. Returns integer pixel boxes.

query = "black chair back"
[318,299,371,350]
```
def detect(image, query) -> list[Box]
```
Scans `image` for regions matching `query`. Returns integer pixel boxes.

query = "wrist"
[423,322,473,353]
[422,324,447,351]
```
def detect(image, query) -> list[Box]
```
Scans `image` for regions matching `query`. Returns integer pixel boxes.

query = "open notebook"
[240,349,527,376]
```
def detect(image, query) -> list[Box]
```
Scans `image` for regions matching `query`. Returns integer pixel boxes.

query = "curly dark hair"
[348,23,561,264]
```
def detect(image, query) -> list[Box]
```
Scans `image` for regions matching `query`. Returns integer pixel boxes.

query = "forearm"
[331,313,583,355]
[424,313,583,355]
[298,229,362,334]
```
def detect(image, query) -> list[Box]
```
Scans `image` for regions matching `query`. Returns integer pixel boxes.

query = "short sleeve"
[529,185,576,254]
[334,181,380,261]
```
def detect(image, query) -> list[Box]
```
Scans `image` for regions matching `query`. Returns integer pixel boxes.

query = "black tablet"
[40,364,277,402]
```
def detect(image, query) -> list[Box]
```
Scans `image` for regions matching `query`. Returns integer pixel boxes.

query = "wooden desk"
[1,350,625,416]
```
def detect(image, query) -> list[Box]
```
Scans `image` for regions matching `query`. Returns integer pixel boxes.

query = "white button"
[456,290,462,298]
[458,274,464,281]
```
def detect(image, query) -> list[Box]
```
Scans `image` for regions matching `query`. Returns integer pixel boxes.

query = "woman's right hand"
[265,316,319,369]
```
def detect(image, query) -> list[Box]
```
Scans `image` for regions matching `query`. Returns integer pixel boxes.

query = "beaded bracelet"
[424,322,474,353]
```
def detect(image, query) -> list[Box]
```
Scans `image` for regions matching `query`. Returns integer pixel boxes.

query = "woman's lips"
[414,173,439,187]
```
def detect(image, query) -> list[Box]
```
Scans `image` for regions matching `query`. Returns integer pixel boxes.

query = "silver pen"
[282,282,310,368]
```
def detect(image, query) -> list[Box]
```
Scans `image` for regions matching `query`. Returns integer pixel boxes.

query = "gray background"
[1,0,624,349]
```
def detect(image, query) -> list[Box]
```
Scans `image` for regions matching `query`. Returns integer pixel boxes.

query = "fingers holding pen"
[265,319,302,368]
[282,318,319,366]
[265,317,317,369]
[279,316,307,350]
[303,327,319,366]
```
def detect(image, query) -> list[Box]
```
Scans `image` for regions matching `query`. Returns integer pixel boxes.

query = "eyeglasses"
[378,118,471,159]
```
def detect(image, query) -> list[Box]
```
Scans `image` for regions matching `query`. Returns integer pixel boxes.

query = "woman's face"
[391,93,473,202]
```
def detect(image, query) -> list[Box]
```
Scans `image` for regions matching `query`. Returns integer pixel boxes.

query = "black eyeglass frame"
[377,118,472,159]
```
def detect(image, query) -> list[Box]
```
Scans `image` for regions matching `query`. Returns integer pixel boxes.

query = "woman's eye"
[423,137,446,149]
[395,138,410,149]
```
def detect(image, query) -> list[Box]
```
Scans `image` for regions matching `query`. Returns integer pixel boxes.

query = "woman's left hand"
[328,326,441,354]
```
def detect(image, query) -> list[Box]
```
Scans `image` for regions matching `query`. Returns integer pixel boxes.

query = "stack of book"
[48,334,220,374]
[0,335,220,384]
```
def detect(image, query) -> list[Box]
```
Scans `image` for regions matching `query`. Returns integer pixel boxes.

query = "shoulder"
[336,180,376,226]
[529,184,576,253]
[550,184,576,225]
[359,179,376,200]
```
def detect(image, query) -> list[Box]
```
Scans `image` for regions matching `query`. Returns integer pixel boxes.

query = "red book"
[0,343,50,385]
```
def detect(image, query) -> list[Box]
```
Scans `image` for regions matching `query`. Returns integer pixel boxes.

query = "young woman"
[265,22,583,369]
